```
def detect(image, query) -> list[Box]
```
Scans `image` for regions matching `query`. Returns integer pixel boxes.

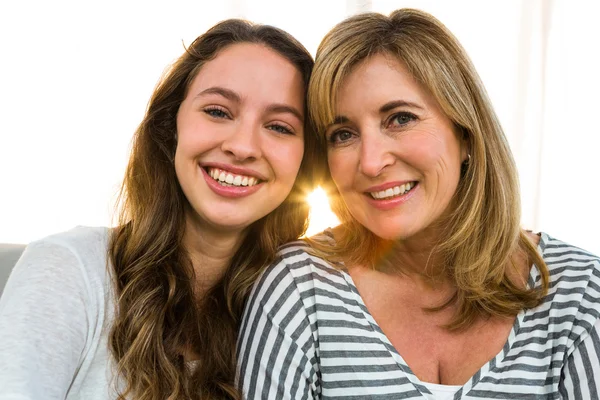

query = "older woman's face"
[325,53,467,241]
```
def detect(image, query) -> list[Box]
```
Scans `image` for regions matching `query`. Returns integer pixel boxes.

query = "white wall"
[1,0,598,255]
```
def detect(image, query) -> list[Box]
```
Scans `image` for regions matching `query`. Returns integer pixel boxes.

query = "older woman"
[237,9,600,399]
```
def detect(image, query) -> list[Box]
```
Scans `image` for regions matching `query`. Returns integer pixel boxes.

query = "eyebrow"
[196,86,304,123]
[326,100,424,130]
[266,104,304,123]
[379,100,424,114]
[196,86,241,103]
[326,116,349,129]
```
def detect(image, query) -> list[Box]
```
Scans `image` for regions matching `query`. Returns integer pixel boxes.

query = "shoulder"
[28,225,110,268]
[535,232,600,348]
[15,226,112,296]
[270,239,348,291]
[539,232,599,285]
[245,240,350,313]
[35,225,111,253]
[0,227,114,395]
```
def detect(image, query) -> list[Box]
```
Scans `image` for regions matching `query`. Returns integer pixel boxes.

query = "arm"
[237,259,319,400]
[0,240,92,399]
[559,319,600,399]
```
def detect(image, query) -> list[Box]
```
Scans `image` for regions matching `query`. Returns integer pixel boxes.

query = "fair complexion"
[326,53,535,385]
[175,43,305,288]
[326,53,467,258]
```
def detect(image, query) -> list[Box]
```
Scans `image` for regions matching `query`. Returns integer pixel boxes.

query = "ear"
[459,127,471,164]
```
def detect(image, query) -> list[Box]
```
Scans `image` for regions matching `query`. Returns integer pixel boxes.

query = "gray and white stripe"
[237,233,600,399]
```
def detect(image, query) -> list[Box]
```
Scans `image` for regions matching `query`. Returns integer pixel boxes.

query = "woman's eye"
[390,112,417,127]
[329,130,354,144]
[268,124,293,135]
[204,107,229,119]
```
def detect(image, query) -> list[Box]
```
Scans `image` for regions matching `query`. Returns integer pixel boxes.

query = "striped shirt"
[237,233,600,399]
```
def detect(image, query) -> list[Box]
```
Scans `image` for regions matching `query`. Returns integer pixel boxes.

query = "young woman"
[238,9,600,399]
[0,19,321,400]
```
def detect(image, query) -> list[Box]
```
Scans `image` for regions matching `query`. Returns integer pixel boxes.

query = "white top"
[238,233,600,399]
[420,382,461,400]
[0,226,121,399]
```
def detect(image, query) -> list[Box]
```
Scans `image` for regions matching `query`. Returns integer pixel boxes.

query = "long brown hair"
[109,19,320,399]
[307,9,549,330]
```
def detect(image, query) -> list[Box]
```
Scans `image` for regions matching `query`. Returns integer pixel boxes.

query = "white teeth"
[369,182,415,200]
[207,168,260,187]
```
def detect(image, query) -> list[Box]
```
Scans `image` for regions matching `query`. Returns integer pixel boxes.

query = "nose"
[358,129,395,177]
[220,118,262,161]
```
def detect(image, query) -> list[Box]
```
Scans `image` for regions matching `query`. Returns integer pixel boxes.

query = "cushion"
[0,244,26,295]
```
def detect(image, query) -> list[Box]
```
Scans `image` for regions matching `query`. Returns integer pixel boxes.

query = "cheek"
[173,151,189,196]
[173,136,198,173]
[327,150,354,189]
[270,140,305,180]
[407,135,444,167]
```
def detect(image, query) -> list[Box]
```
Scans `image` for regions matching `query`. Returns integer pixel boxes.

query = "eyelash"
[328,111,418,145]
[267,124,294,135]
[328,130,354,145]
[204,106,230,119]
[203,107,294,135]
[388,111,417,127]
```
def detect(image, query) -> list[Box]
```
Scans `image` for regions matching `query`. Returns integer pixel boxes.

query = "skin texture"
[326,53,467,248]
[326,53,534,385]
[174,43,306,289]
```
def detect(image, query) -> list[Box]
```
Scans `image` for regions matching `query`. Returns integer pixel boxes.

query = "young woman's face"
[175,43,305,235]
[325,53,467,241]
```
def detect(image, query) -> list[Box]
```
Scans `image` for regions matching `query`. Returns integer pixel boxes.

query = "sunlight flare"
[304,187,340,237]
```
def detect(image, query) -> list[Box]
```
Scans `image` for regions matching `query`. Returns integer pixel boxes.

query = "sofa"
[0,244,26,295]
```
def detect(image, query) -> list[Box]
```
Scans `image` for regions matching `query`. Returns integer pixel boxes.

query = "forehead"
[187,42,304,105]
[330,52,447,122]
[337,53,423,105]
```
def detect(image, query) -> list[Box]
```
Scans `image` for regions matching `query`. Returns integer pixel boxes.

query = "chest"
[348,270,515,385]
[381,307,514,385]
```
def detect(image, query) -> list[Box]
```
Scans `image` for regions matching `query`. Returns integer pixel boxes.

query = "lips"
[206,167,260,187]
[369,181,416,199]
[362,181,419,211]
[201,165,264,199]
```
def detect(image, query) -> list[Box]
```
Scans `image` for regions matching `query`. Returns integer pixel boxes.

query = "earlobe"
[463,153,471,166]
[461,136,471,165]
[455,125,471,164]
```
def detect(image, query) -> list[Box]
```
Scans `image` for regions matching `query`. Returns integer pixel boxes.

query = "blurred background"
[1,0,598,254]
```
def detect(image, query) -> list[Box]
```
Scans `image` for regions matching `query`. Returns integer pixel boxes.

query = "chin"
[210,216,256,231]
[190,206,258,234]
[365,223,418,242]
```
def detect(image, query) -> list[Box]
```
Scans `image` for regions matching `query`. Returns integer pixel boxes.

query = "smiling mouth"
[368,182,417,200]
[205,167,262,187]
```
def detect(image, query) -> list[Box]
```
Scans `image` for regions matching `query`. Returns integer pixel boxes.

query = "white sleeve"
[0,240,92,400]
[559,319,600,399]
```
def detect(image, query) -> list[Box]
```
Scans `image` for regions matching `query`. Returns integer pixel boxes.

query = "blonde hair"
[307,9,549,330]
[109,19,320,399]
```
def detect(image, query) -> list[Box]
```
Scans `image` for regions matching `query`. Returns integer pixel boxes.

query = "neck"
[377,228,449,287]
[182,212,246,295]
